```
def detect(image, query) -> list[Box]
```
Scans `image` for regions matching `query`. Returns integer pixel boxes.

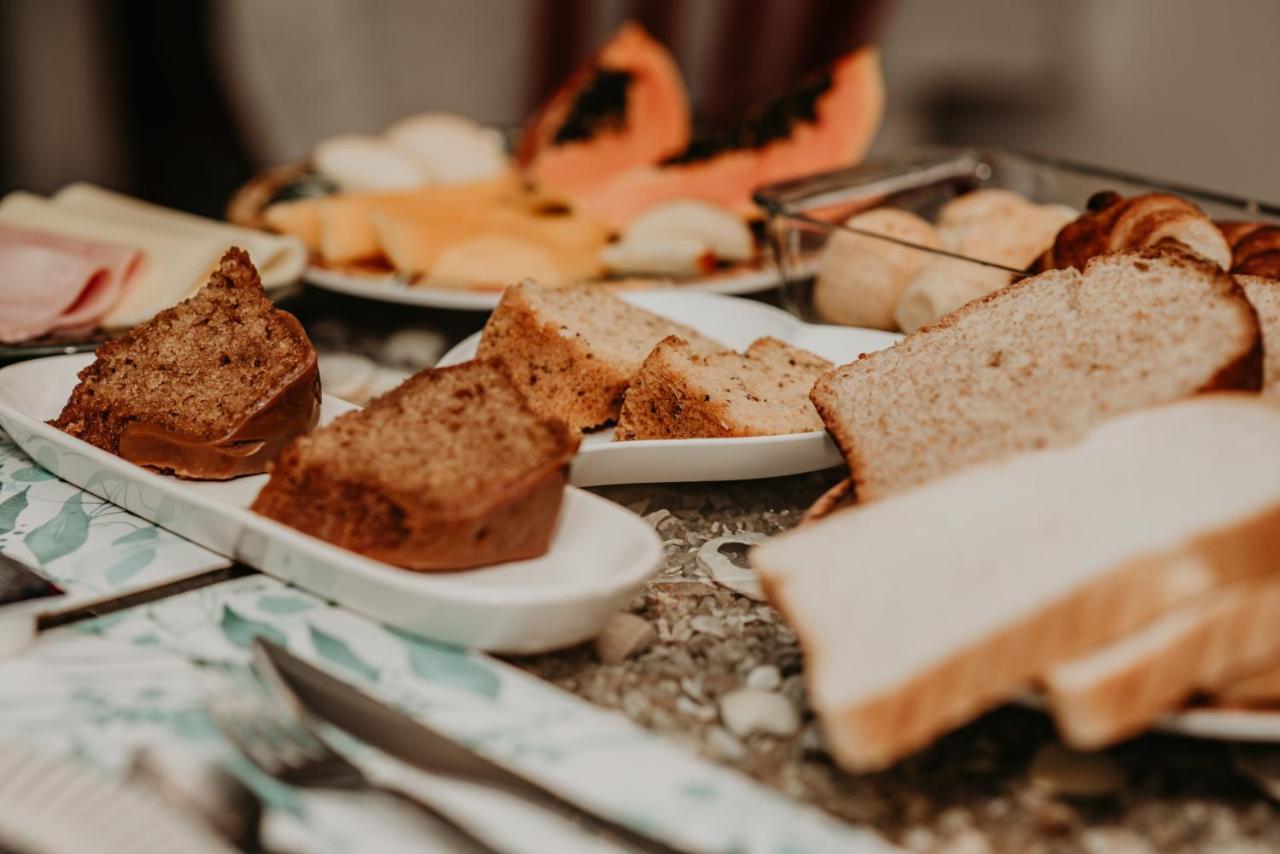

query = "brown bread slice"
[614,336,830,440]
[751,396,1280,772]
[252,358,579,571]
[811,247,1261,502]
[1237,274,1280,399]
[476,281,720,431]
[51,247,319,480]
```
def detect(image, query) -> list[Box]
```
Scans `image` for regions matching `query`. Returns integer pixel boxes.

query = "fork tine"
[205,665,286,776]
[232,665,330,765]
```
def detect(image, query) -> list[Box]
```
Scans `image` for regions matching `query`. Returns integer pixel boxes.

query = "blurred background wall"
[1,0,1276,216]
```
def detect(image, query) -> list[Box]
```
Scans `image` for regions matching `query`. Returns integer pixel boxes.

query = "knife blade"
[252,638,688,854]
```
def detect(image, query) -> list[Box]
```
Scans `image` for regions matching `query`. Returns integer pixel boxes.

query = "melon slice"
[518,22,691,198]
[372,204,607,281]
[573,47,884,228]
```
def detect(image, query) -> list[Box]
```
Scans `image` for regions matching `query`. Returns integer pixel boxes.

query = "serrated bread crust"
[811,247,1261,502]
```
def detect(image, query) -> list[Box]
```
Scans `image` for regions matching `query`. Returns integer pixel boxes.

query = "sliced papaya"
[517,22,691,197]
[572,46,884,228]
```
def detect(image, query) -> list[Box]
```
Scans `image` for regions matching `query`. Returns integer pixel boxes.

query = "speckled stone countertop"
[295,290,1280,854]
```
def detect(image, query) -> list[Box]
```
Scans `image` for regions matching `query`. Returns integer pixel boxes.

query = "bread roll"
[894,259,1010,334]
[812,209,941,330]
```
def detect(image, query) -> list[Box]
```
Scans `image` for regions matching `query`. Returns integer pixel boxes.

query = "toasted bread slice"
[614,336,830,440]
[812,247,1261,502]
[477,281,720,431]
[751,396,1280,772]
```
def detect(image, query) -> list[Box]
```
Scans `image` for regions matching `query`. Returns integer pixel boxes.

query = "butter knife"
[252,639,688,854]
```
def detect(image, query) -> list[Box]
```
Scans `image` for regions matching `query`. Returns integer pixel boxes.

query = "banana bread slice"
[51,247,319,480]
[476,281,720,431]
[252,358,580,571]
[614,336,831,440]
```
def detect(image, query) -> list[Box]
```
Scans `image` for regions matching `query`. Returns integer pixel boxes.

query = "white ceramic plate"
[304,260,795,311]
[0,744,232,854]
[439,291,901,487]
[0,355,662,654]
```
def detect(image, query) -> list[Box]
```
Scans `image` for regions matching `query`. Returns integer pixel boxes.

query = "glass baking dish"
[753,146,1280,328]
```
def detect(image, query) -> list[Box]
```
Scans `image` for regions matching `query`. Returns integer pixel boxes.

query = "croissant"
[1218,220,1280,279]
[1035,192,1233,272]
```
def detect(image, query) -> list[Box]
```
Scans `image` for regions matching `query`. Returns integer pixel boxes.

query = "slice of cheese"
[0,192,225,328]
[52,183,306,289]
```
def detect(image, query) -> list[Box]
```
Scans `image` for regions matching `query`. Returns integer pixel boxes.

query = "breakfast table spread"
[3,285,1280,854]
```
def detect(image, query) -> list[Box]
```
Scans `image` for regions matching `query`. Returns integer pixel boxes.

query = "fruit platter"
[227,23,884,307]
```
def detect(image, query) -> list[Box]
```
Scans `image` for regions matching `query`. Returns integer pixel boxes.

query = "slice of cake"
[614,336,831,440]
[251,359,579,571]
[51,247,319,480]
[811,247,1261,501]
[476,281,720,431]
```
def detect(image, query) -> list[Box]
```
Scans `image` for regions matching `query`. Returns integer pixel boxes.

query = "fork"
[205,662,500,854]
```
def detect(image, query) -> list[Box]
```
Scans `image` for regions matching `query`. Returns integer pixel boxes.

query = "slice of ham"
[0,224,140,343]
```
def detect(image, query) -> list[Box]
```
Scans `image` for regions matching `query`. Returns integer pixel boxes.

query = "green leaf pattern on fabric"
[0,487,29,535]
[257,595,316,615]
[219,605,287,649]
[25,493,89,564]
[11,466,55,482]
[390,626,500,700]
[309,625,379,683]
[103,548,157,586]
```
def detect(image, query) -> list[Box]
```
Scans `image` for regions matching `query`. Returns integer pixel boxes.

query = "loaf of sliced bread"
[477,281,721,431]
[51,247,319,480]
[750,396,1280,772]
[252,358,579,571]
[1238,274,1280,398]
[812,247,1261,502]
[614,336,830,440]
[1043,579,1280,749]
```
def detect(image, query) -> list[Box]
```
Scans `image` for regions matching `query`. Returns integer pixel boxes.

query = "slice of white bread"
[1043,579,1280,749]
[811,247,1261,502]
[750,396,1280,772]
[1238,274,1280,399]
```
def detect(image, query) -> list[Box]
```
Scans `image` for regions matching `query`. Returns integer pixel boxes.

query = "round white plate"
[438,291,901,487]
[304,261,791,312]
[0,355,663,654]
[0,744,232,854]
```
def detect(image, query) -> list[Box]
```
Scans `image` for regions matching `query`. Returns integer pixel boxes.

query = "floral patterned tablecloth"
[0,427,896,853]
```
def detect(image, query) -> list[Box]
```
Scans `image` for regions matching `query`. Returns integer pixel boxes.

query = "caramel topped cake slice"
[252,359,580,571]
[51,247,320,479]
